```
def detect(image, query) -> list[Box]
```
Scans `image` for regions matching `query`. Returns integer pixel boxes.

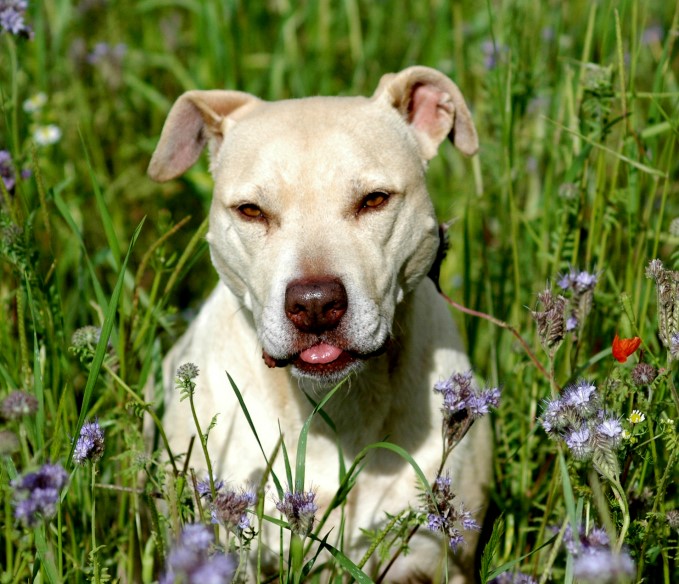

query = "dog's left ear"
[148,90,260,182]
[372,66,478,161]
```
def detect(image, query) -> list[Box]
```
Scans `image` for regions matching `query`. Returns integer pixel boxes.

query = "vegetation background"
[0,0,677,582]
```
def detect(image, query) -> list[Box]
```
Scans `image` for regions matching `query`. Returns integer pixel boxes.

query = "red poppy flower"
[612,334,642,363]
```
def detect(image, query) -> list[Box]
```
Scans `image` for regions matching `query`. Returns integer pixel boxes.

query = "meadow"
[1,0,678,582]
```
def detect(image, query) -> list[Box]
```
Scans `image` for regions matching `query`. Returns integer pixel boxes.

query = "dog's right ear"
[148,90,260,182]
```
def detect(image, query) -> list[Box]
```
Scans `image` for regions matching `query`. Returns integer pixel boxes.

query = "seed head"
[630,363,657,386]
[276,489,319,536]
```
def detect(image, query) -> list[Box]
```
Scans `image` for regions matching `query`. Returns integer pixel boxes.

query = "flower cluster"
[434,371,500,418]
[211,487,257,532]
[1,390,38,420]
[434,371,500,444]
[176,362,200,401]
[424,474,479,553]
[645,259,678,358]
[12,462,68,525]
[0,0,32,38]
[541,381,623,476]
[276,489,319,536]
[161,523,235,584]
[557,268,598,337]
[73,419,105,464]
[563,524,634,583]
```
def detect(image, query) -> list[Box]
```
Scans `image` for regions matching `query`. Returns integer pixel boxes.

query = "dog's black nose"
[285,278,348,334]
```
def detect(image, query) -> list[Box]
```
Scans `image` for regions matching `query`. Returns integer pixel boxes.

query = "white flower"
[23,93,47,113]
[33,125,62,146]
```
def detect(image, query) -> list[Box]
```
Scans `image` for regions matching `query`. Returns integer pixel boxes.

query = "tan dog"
[148,66,492,583]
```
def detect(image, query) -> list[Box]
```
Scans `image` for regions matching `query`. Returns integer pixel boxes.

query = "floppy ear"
[372,66,478,160]
[148,90,260,182]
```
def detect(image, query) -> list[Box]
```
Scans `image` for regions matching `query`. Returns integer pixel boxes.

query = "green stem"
[188,390,218,536]
[102,364,179,476]
[91,464,100,584]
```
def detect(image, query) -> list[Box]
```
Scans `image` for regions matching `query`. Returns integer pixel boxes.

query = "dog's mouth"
[262,341,386,378]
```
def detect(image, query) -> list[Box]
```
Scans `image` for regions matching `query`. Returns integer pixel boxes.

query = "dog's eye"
[360,192,389,210]
[237,203,265,220]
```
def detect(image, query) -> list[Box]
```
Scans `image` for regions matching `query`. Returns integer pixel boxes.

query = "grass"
[1,0,678,582]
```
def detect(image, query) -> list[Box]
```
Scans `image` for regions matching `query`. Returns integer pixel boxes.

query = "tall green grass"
[1,0,677,582]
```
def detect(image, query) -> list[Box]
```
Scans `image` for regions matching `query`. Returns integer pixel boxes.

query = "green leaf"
[67,218,145,465]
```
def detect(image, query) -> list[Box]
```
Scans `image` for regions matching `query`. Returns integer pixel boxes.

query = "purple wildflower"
[596,417,623,448]
[87,42,126,65]
[73,419,105,464]
[564,380,598,415]
[196,477,224,499]
[12,462,68,525]
[0,150,15,191]
[558,268,598,293]
[276,489,319,536]
[1,390,38,420]
[671,332,679,359]
[434,370,500,420]
[565,426,592,460]
[566,316,578,331]
[211,487,256,532]
[424,473,479,553]
[162,523,235,584]
[0,0,32,38]
[573,549,635,582]
[489,572,537,584]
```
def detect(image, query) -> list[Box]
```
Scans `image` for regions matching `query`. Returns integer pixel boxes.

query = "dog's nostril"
[284,278,348,333]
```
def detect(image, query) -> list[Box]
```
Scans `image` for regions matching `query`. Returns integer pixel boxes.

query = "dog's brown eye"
[360,192,389,210]
[238,204,264,220]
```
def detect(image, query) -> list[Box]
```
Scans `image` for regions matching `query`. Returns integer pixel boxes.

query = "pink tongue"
[299,343,343,364]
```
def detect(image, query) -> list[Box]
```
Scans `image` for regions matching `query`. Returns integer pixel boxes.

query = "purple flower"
[490,572,537,584]
[196,477,224,499]
[435,370,500,420]
[1,390,38,420]
[630,362,657,386]
[424,473,479,553]
[0,150,15,191]
[573,549,635,582]
[671,332,679,359]
[276,489,319,536]
[565,426,592,460]
[211,488,256,532]
[12,462,68,525]
[448,529,464,552]
[566,316,578,331]
[163,523,235,584]
[73,419,105,464]
[558,268,598,293]
[596,417,623,448]
[0,0,32,38]
[87,42,126,65]
[564,380,598,414]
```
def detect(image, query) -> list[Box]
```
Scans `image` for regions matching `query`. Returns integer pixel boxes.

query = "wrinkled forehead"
[212,96,424,193]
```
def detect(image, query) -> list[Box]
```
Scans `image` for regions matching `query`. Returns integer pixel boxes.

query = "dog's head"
[149,67,477,383]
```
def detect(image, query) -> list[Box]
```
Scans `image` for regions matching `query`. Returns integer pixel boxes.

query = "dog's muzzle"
[261,277,384,378]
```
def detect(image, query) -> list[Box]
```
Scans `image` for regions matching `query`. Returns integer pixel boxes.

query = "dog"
[148,66,492,583]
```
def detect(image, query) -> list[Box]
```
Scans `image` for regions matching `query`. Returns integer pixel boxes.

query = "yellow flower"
[628,410,646,424]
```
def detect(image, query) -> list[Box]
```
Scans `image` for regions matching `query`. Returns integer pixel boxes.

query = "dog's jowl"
[148,66,492,583]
